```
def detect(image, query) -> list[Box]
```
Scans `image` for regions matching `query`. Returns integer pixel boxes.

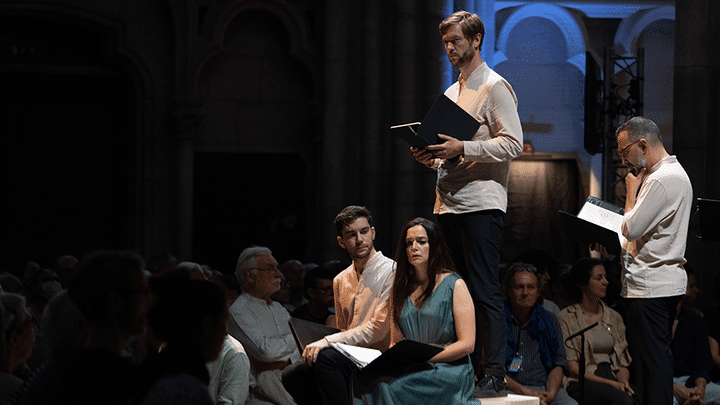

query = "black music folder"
[391,94,480,148]
[289,317,339,352]
[359,340,442,376]
[559,197,624,256]
[330,340,442,382]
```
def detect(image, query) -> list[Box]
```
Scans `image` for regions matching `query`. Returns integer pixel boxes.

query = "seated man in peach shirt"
[284,205,395,405]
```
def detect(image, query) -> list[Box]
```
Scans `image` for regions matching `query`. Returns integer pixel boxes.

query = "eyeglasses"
[618,140,640,158]
[251,266,281,273]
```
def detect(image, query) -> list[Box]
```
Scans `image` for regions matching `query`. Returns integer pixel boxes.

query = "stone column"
[674,0,720,311]
[171,99,203,261]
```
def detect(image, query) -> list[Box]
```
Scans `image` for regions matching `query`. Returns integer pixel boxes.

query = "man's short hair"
[333,206,374,236]
[439,11,485,51]
[42,291,87,357]
[235,246,273,288]
[616,116,662,145]
[303,267,335,298]
[502,262,539,290]
[0,293,29,336]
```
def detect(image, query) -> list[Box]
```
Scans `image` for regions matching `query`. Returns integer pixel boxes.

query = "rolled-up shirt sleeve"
[622,178,669,242]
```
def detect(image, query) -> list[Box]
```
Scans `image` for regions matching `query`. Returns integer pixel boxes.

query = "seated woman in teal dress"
[354,217,476,404]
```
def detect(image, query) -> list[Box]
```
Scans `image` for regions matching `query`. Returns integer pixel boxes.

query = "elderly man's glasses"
[618,140,640,158]
[252,266,281,273]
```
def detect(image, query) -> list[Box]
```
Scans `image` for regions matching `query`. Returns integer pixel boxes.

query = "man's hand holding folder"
[425,134,464,160]
[410,146,436,168]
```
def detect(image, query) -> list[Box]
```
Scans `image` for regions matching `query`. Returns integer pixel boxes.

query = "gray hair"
[176,261,207,280]
[0,293,30,338]
[235,246,273,288]
[41,291,88,357]
[502,262,539,290]
[616,116,662,145]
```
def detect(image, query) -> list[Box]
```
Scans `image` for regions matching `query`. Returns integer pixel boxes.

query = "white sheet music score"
[577,203,623,234]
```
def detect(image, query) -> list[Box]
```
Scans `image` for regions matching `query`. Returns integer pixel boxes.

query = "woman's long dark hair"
[392,217,455,324]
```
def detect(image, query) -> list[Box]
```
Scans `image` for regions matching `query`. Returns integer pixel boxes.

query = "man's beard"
[449,47,475,67]
[350,245,372,260]
[628,152,646,176]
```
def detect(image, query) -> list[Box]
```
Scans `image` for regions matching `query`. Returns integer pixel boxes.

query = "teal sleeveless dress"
[355,272,475,404]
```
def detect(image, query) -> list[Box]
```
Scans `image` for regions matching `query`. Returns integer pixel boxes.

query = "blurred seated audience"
[20,262,41,293]
[0,293,35,404]
[281,260,307,312]
[20,290,88,405]
[136,270,228,405]
[271,277,293,313]
[176,261,208,280]
[671,266,720,405]
[558,257,636,405]
[706,272,720,382]
[207,333,250,405]
[0,274,21,295]
[206,267,251,405]
[213,272,241,307]
[290,267,335,326]
[24,268,63,372]
[145,252,177,277]
[52,255,77,289]
[24,250,151,405]
[502,263,576,405]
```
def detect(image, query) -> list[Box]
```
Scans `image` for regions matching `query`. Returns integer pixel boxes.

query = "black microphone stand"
[566,322,598,405]
[579,332,586,405]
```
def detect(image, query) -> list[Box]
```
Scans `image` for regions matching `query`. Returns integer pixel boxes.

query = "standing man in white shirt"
[284,206,395,405]
[411,10,523,397]
[227,246,299,405]
[616,116,693,405]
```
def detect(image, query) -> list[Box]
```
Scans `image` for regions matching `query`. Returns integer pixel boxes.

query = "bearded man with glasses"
[612,116,693,405]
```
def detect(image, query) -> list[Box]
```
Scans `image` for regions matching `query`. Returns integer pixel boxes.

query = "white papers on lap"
[329,342,381,369]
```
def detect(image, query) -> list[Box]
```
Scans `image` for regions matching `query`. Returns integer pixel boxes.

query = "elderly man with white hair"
[227,246,300,405]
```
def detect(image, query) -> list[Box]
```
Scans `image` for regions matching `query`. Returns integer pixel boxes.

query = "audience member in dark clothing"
[0,274,22,295]
[24,250,151,405]
[20,290,87,405]
[52,255,77,289]
[135,270,228,404]
[671,267,720,405]
[24,268,63,372]
[0,293,34,404]
[291,267,335,326]
[672,303,720,404]
[705,272,720,382]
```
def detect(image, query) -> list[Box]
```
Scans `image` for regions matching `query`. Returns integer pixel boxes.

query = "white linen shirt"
[620,155,692,298]
[227,292,301,365]
[326,251,395,351]
[434,62,523,214]
[206,334,250,405]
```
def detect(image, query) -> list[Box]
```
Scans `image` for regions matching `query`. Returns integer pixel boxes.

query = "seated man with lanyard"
[503,263,576,405]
